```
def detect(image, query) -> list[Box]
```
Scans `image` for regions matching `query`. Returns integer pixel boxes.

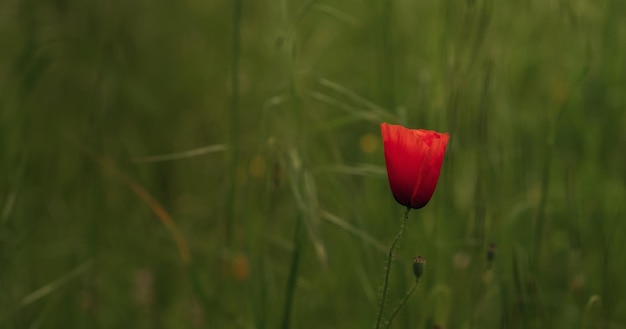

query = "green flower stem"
[385,279,419,329]
[375,206,410,329]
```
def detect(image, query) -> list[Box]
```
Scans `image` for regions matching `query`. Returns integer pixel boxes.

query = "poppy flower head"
[380,123,449,209]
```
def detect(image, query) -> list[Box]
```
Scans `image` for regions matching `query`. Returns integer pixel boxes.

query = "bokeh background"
[1,0,625,328]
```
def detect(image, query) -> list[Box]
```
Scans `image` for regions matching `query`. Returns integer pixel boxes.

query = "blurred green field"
[1,0,625,328]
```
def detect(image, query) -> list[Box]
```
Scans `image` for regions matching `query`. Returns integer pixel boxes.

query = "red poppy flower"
[380,123,450,209]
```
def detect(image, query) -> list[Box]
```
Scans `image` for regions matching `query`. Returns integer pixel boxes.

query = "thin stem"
[375,207,410,329]
[385,279,419,329]
[281,214,304,329]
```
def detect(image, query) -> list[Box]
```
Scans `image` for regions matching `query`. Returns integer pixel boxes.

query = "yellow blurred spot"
[570,274,585,292]
[552,79,568,106]
[249,155,266,178]
[79,289,95,311]
[482,269,494,284]
[452,251,471,270]
[231,254,250,282]
[359,133,379,154]
[133,268,154,307]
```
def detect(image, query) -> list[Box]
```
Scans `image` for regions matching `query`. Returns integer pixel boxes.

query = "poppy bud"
[413,256,426,279]
[380,123,449,209]
[487,243,496,263]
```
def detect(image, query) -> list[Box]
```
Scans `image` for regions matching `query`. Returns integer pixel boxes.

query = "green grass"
[1,0,626,328]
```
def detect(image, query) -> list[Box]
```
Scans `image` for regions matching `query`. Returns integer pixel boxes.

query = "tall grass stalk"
[280,215,304,329]
[226,0,243,247]
[278,3,315,326]
[382,0,395,112]
[532,116,555,268]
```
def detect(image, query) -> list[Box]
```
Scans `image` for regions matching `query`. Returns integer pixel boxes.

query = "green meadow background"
[1,0,625,328]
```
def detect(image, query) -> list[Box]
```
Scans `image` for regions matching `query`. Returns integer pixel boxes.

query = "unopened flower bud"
[487,243,496,263]
[413,256,426,279]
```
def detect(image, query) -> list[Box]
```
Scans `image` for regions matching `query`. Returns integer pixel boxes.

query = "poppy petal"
[380,123,449,209]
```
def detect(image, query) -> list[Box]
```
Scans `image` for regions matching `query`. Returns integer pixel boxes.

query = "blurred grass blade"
[314,3,359,26]
[19,260,93,307]
[302,170,327,266]
[281,214,304,329]
[319,209,386,253]
[316,164,386,177]
[87,149,190,263]
[582,295,603,329]
[310,91,380,123]
[263,94,290,111]
[133,144,228,163]
[1,192,17,224]
[293,0,317,26]
[316,77,398,122]
[356,267,376,302]
[2,156,26,223]
[286,148,327,266]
